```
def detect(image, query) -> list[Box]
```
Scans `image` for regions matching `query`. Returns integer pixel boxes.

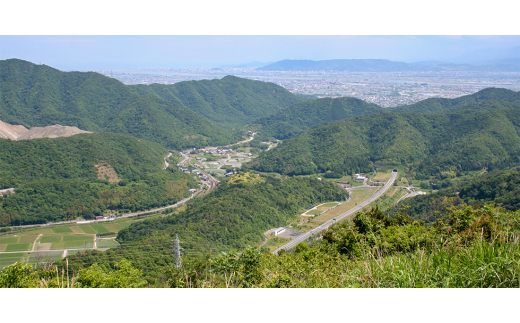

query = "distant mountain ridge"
[257,58,520,72]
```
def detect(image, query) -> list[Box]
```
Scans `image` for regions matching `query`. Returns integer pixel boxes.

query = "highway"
[273,170,398,255]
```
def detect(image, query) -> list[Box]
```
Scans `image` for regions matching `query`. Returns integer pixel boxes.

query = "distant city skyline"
[0,36,519,71]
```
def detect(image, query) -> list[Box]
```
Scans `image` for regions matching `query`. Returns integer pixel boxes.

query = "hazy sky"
[1,35,519,71]
[1,2,519,71]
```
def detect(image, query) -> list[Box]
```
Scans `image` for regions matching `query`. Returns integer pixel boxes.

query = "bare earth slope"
[17,124,92,140]
[0,119,91,140]
[0,119,28,140]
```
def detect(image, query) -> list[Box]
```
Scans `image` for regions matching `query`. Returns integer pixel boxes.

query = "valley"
[1,58,520,288]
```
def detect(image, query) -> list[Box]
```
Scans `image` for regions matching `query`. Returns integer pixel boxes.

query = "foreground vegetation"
[390,167,520,223]
[2,203,519,287]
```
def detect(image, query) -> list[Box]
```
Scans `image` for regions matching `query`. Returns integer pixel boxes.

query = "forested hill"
[387,88,520,114]
[0,59,242,149]
[116,173,348,249]
[248,108,520,179]
[0,133,198,226]
[129,76,304,129]
[251,96,383,140]
[389,168,520,223]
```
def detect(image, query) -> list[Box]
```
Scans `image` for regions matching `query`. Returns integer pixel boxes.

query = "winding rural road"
[273,170,398,255]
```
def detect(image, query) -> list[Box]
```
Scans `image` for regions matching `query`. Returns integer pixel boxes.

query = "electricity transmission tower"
[174,234,182,268]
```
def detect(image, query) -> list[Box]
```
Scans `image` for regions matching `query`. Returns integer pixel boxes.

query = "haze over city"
[1,35,519,70]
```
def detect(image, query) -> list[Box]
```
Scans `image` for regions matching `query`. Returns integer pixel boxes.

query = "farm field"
[97,239,120,249]
[0,211,167,268]
[0,211,166,268]
[27,251,65,264]
[0,252,26,269]
[52,226,74,234]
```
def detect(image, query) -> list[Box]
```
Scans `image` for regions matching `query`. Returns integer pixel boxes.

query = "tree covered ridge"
[388,87,520,114]
[129,75,304,129]
[250,107,520,179]
[250,96,384,140]
[0,133,198,225]
[391,168,520,223]
[0,59,243,149]
[116,173,348,249]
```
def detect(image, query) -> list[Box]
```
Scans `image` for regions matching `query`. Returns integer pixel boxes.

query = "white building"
[354,174,366,182]
[273,227,286,236]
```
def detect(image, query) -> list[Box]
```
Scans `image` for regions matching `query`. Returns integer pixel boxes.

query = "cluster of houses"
[179,167,209,181]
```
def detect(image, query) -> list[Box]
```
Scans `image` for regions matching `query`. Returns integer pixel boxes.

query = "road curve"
[273,170,398,255]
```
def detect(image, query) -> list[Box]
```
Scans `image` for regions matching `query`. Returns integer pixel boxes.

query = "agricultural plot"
[0,253,26,269]
[27,251,66,266]
[64,240,91,249]
[40,235,62,243]
[69,226,85,234]
[0,244,6,252]
[36,243,52,251]
[102,224,121,233]
[89,224,109,234]
[5,243,31,252]
[19,235,39,244]
[63,235,93,242]
[97,239,120,248]
[62,235,94,249]
[0,236,19,244]
[118,221,133,229]
[52,226,73,234]
[77,225,96,234]
[50,242,64,250]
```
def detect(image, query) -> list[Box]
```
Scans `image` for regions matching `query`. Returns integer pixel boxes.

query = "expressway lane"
[273,170,398,255]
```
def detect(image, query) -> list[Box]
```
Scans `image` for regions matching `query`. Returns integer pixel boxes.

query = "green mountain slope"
[116,173,348,249]
[130,76,304,129]
[388,88,520,114]
[389,168,520,223]
[251,96,384,140]
[249,108,520,178]
[0,59,242,149]
[0,133,198,226]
